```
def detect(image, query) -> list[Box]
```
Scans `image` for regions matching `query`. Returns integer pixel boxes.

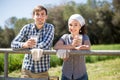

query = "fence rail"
[0,48,120,80]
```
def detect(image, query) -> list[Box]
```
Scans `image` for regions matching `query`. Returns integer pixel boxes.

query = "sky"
[0,0,87,28]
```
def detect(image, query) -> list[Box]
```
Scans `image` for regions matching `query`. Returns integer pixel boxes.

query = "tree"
[47,5,69,45]
[5,17,17,29]
[0,27,15,48]
[63,1,78,21]
[14,18,33,35]
[112,0,120,12]
[0,27,4,47]
[1,18,16,47]
[112,0,120,43]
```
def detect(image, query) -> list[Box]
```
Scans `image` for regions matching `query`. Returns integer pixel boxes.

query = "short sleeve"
[60,34,69,45]
[83,34,89,40]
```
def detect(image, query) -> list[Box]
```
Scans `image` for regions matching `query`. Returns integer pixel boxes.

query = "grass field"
[8,58,120,80]
[87,58,120,80]
[50,58,120,80]
[91,44,120,50]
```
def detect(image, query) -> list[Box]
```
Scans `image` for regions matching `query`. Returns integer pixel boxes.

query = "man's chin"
[37,22,44,26]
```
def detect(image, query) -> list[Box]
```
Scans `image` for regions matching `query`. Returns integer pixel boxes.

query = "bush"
[86,56,120,63]
[0,54,4,73]
[50,55,63,67]
[8,54,24,72]
[0,54,119,74]
[0,54,62,74]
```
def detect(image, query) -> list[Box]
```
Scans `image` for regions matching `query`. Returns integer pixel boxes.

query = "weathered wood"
[0,76,59,80]
[0,48,120,55]
[4,53,8,78]
[69,50,120,55]
[0,77,48,80]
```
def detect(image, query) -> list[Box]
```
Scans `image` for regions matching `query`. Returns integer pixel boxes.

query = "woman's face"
[68,19,81,35]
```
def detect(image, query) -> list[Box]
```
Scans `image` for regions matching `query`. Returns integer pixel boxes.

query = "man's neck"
[36,24,44,29]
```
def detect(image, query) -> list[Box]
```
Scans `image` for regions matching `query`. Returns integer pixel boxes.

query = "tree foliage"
[0,27,15,48]
[14,18,34,35]
[0,0,120,48]
[5,17,17,29]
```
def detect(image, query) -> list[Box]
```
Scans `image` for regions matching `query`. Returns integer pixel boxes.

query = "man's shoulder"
[24,23,34,27]
[45,23,54,28]
[22,23,34,29]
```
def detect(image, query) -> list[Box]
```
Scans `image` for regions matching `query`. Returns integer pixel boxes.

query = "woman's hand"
[71,35,82,47]
[56,49,70,61]
[75,45,90,50]
[71,39,80,47]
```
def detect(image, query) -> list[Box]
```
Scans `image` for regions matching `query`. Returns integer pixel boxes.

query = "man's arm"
[11,25,28,49]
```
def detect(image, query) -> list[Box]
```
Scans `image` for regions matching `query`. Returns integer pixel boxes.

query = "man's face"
[33,10,47,26]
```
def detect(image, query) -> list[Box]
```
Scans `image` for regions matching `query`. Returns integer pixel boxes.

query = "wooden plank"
[0,77,59,80]
[49,76,59,80]
[0,77,48,80]
[0,77,4,80]
[0,48,120,55]
[4,53,8,78]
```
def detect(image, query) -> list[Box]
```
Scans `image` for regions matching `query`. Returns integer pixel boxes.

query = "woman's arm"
[54,40,75,50]
[75,39,91,50]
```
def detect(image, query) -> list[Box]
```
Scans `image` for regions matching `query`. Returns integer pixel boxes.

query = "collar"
[32,23,46,30]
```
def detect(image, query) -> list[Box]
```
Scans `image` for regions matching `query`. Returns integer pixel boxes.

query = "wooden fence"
[0,48,120,80]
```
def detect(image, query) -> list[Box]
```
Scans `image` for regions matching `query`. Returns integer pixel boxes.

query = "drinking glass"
[75,35,82,47]
[30,35,38,48]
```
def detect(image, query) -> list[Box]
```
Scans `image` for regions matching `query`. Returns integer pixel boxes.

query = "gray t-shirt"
[60,34,90,79]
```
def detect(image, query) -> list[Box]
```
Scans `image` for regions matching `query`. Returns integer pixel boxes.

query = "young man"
[11,5,54,78]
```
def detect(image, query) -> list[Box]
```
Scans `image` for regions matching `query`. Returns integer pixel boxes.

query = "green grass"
[8,58,120,80]
[48,58,120,80]
[91,44,120,50]
[87,58,120,80]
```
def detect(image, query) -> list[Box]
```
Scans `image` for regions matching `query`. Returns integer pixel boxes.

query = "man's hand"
[22,39,36,48]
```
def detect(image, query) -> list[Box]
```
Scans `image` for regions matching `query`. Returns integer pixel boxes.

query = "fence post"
[4,52,8,78]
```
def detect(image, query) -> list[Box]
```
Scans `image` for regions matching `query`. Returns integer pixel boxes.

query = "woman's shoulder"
[82,34,88,37]
[82,34,89,40]
[62,34,71,38]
